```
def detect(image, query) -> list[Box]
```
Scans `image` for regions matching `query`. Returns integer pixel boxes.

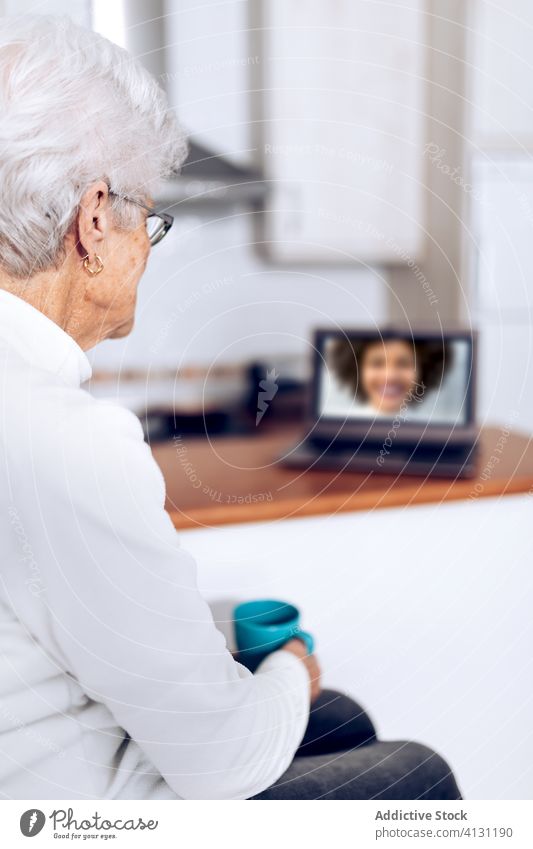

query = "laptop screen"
[317,331,474,427]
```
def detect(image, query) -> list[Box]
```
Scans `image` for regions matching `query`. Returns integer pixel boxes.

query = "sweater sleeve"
[39,399,309,799]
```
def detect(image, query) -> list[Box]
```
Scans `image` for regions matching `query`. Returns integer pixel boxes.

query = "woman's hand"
[282,638,322,702]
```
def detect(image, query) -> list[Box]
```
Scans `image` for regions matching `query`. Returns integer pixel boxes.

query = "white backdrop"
[181,494,533,800]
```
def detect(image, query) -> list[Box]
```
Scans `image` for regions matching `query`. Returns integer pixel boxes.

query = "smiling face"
[359,339,419,414]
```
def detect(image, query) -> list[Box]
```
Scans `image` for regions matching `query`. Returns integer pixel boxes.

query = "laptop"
[282,328,479,478]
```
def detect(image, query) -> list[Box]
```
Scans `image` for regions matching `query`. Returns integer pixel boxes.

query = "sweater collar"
[0,289,92,387]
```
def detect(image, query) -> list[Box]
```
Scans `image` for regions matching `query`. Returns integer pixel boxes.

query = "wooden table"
[152,426,533,530]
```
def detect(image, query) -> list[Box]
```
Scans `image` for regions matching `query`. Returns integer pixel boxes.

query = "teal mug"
[234,599,314,671]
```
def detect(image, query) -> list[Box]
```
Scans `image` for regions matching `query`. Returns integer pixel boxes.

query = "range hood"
[92,0,266,209]
[156,139,266,210]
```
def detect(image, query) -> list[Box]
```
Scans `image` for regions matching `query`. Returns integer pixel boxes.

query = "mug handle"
[286,628,314,655]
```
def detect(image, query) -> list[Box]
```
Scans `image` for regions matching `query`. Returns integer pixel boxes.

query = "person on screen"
[330,336,451,416]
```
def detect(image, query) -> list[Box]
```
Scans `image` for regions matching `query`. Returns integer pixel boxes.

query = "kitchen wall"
[89,0,386,375]
[87,0,473,376]
[88,209,385,374]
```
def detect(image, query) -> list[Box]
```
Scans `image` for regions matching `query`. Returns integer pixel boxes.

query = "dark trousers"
[252,690,462,800]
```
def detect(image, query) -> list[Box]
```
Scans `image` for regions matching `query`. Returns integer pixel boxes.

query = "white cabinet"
[257,0,427,263]
[470,0,533,146]
[470,159,533,432]
[467,1,533,433]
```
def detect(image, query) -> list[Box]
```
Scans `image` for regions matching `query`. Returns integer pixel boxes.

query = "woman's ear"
[76,180,110,262]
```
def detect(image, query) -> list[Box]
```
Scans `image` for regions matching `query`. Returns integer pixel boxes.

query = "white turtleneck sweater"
[0,289,309,800]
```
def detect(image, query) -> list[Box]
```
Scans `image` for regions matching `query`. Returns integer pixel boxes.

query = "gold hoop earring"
[83,255,104,276]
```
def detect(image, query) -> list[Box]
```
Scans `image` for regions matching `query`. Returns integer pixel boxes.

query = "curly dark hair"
[328,336,452,401]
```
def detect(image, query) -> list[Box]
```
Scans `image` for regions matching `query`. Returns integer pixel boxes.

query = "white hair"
[0,15,187,278]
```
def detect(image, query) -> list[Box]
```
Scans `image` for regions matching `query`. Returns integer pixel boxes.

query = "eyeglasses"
[109,191,174,247]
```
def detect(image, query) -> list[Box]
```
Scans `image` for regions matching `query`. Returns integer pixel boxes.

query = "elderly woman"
[0,16,461,800]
